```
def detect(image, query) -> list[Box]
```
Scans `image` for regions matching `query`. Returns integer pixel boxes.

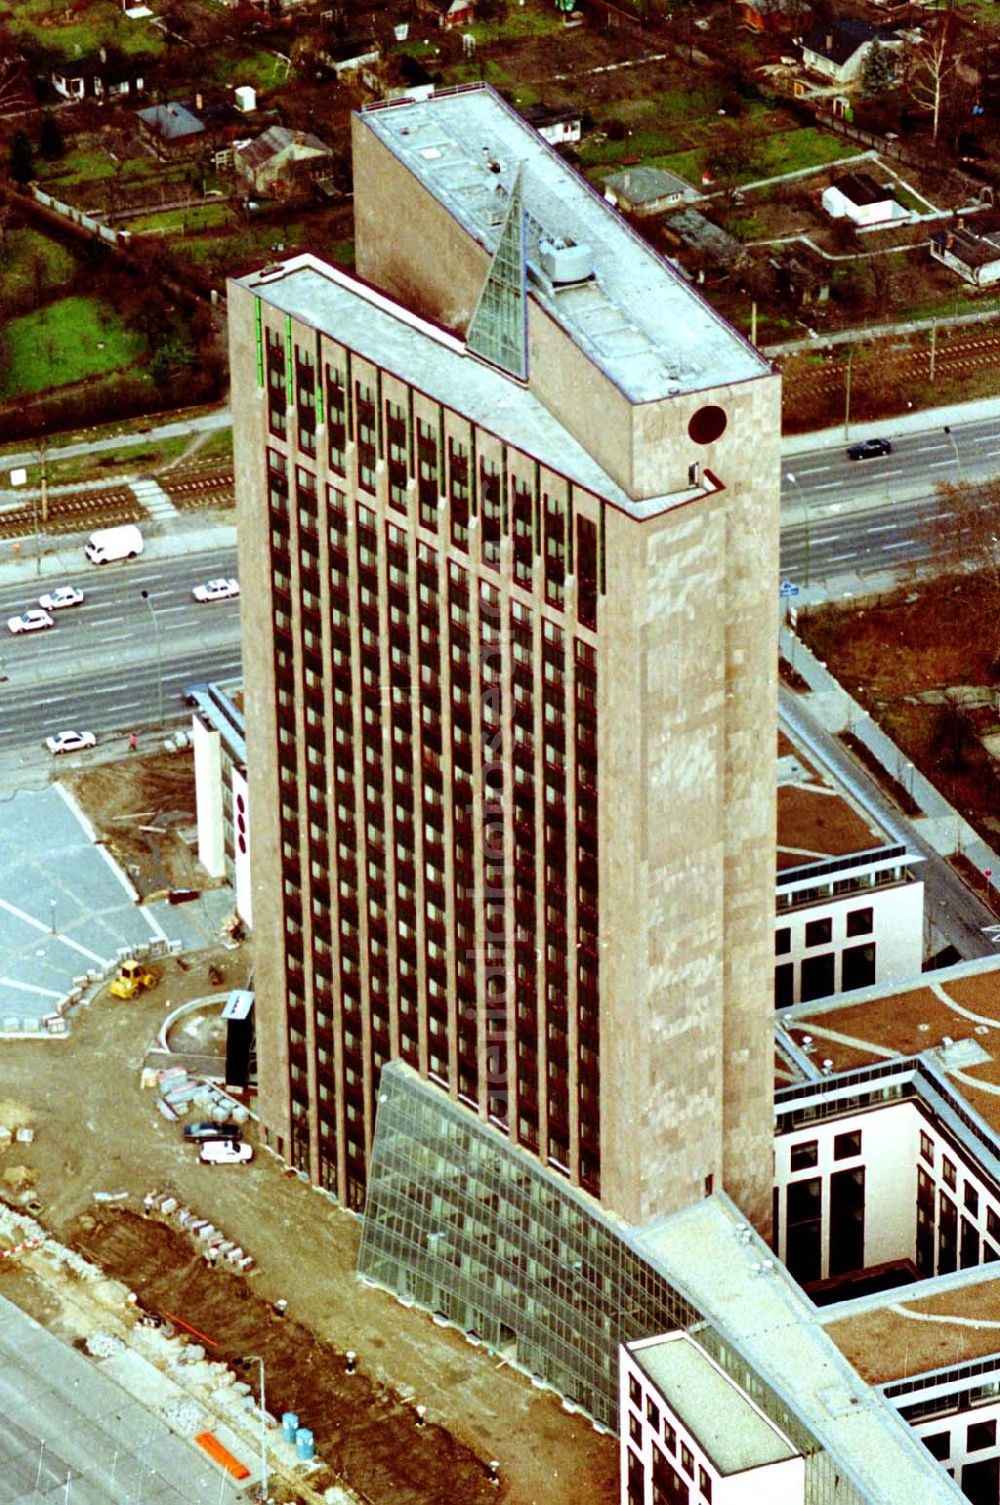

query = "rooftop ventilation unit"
[539,237,592,286]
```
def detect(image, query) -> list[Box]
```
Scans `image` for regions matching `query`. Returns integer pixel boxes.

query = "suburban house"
[234,126,333,199]
[603,165,697,217]
[136,101,203,156]
[521,103,582,146]
[822,171,908,226]
[415,0,476,27]
[52,50,150,102]
[800,18,901,85]
[931,219,1000,286]
[136,94,242,158]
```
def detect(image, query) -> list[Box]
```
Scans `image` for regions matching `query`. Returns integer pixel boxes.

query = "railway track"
[782,326,1000,409]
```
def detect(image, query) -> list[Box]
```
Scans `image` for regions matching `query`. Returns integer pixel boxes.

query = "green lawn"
[124,203,232,236]
[468,4,567,41]
[0,297,147,400]
[0,229,76,300]
[445,59,513,88]
[12,0,162,59]
[37,147,118,185]
[752,128,862,177]
[210,48,291,91]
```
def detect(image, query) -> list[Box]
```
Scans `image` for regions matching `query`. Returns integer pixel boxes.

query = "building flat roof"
[779,957,1000,1104]
[357,86,769,403]
[233,253,706,521]
[776,728,892,872]
[635,1198,964,1503]
[629,1332,797,1474]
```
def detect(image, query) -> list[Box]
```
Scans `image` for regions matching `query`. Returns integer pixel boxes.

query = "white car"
[8,609,53,635]
[38,586,84,611]
[199,1139,253,1165]
[46,730,97,756]
[192,577,240,604]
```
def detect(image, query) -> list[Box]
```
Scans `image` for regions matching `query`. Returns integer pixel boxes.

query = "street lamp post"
[843,345,854,441]
[240,1355,269,1504]
[140,590,164,728]
[943,425,964,482]
[785,471,810,589]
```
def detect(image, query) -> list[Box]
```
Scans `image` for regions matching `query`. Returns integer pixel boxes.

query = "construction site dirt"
[0,948,617,1503]
[66,749,219,898]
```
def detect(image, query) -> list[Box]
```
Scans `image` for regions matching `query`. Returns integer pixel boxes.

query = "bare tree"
[906,14,961,143]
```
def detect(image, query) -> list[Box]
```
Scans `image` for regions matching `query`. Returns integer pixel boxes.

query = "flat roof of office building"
[233,253,705,522]
[628,1332,797,1474]
[357,86,769,404]
[636,1197,964,1503]
[780,957,1000,1114]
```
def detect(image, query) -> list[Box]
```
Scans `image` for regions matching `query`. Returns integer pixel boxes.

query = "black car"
[847,437,893,461]
[182,1121,242,1142]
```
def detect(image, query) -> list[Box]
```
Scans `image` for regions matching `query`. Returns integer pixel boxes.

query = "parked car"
[846,437,893,461]
[8,609,53,635]
[183,1121,242,1142]
[46,730,97,756]
[84,524,143,565]
[199,1139,253,1165]
[38,586,84,611]
[192,577,240,603]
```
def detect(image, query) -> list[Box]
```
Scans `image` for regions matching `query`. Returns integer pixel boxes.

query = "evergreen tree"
[8,129,34,186]
[861,41,895,99]
[38,113,64,161]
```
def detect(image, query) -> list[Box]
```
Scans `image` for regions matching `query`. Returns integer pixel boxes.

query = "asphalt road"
[0,547,242,758]
[781,413,1000,585]
[0,1295,244,1504]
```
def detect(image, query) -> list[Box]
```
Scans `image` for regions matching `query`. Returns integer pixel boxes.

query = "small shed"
[522,104,582,147]
[416,0,476,28]
[603,166,696,218]
[821,171,907,226]
[930,220,1000,287]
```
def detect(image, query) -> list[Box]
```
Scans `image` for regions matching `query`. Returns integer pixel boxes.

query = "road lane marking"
[867,523,898,533]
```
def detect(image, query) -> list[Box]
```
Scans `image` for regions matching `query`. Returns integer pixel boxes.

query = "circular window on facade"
[688,405,728,445]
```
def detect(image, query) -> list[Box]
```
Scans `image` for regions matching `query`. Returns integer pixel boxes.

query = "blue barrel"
[281,1411,299,1443]
[295,1427,314,1461]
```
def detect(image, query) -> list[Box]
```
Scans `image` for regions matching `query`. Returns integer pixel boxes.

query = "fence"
[29,185,130,248]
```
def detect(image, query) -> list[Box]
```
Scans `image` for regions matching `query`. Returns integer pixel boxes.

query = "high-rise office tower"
[230,85,780,1232]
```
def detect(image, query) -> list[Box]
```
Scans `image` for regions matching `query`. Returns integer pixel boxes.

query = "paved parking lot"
[0,783,233,1031]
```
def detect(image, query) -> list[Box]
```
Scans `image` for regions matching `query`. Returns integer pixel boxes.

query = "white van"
[84,524,144,565]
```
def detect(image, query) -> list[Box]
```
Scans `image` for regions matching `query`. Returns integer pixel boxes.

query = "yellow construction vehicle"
[109,959,162,1000]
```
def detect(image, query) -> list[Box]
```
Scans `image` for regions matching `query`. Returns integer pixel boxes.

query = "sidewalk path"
[0,407,231,473]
